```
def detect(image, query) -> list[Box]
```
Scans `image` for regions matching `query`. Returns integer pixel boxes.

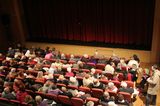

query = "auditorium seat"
[91,88,104,98]
[71,97,84,106]
[58,95,72,105]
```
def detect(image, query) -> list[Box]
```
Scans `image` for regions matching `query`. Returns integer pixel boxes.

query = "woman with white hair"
[119,81,134,94]
[69,77,79,86]
[65,67,74,77]
[105,82,118,93]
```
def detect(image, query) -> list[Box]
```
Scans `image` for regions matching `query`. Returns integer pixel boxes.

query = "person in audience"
[146,64,160,106]
[127,56,139,69]
[100,91,111,105]
[36,71,46,82]
[119,81,134,94]
[59,87,73,98]
[68,76,79,86]
[57,75,68,85]
[38,80,53,93]
[35,95,48,106]
[103,64,115,75]
[1,87,16,100]
[65,67,74,77]
[83,74,93,87]
[129,64,138,82]
[16,82,28,102]
[44,51,53,60]
[108,101,117,106]
[105,82,118,93]
[86,101,94,106]
[91,79,104,89]
[24,95,36,106]
[116,94,129,105]
[47,84,62,95]
[90,68,99,78]
[81,54,90,63]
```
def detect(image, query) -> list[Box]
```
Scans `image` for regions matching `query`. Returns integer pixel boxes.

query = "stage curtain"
[22,0,155,50]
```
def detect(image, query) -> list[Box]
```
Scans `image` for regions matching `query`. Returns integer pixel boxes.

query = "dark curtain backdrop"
[22,0,155,50]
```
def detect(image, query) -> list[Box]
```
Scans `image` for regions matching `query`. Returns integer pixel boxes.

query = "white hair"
[121,81,127,88]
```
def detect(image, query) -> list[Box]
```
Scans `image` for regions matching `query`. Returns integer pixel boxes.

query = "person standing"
[146,64,160,106]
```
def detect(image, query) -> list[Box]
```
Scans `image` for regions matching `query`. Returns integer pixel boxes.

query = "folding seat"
[124,81,134,88]
[111,80,121,88]
[71,97,84,106]
[91,88,104,98]
[118,92,132,103]
[86,62,96,68]
[81,69,90,73]
[127,73,132,81]
[71,68,79,72]
[95,69,102,74]
[43,64,50,68]
[118,73,124,82]
[58,95,72,105]
[67,85,78,90]
[36,91,46,98]
[108,91,117,98]
[56,83,67,88]
[79,86,91,93]
[96,63,105,70]
[53,74,60,78]
[45,93,59,103]
[86,97,99,105]
[99,79,109,85]
[121,66,128,71]
[104,73,113,80]
[68,60,76,64]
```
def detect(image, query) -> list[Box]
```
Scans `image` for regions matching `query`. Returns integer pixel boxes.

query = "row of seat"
[26,89,131,106]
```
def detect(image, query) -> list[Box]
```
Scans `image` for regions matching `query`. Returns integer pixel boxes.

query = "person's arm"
[147,73,159,85]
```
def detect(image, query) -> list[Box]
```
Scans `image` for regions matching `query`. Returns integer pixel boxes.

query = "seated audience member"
[47,64,57,74]
[65,67,74,77]
[90,68,100,78]
[35,95,48,106]
[68,77,79,86]
[86,101,94,106]
[100,92,111,106]
[105,82,118,93]
[44,52,53,60]
[112,72,119,81]
[47,85,62,95]
[129,64,138,82]
[103,64,115,75]
[57,75,68,85]
[119,81,134,94]
[108,101,117,106]
[36,71,46,83]
[69,54,75,61]
[60,53,66,60]
[24,95,36,106]
[116,94,129,106]
[83,74,94,87]
[16,83,28,102]
[1,87,16,100]
[91,79,104,89]
[127,57,139,69]
[81,54,90,63]
[59,87,73,98]
[17,70,25,79]
[38,80,53,93]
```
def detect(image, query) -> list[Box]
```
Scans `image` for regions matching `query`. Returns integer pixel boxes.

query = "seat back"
[91,88,104,98]
[118,92,131,103]
[58,95,72,105]
[71,97,84,106]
